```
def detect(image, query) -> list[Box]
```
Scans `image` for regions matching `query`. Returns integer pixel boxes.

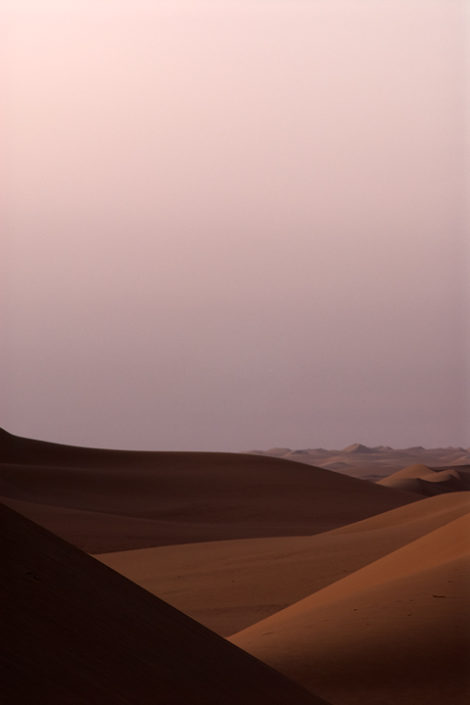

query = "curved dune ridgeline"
[231,514,470,705]
[378,462,470,495]
[0,429,417,552]
[2,504,328,705]
[98,492,470,635]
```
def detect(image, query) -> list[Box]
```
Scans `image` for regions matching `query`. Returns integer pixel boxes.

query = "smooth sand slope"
[98,492,470,635]
[0,429,416,552]
[379,462,470,495]
[231,514,470,705]
[1,504,327,705]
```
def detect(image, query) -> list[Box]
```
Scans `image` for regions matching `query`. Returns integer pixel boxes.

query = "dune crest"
[0,429,416,552]
[379,463,470,495]
[2,503,327,705]
[231,514,470,705]
[98,492,470,635]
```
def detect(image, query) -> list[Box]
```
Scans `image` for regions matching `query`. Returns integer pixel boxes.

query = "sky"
[2,0,468,451]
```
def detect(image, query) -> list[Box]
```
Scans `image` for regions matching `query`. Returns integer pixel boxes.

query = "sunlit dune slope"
[98,492,470,635]
[379,462,470,495]
[1,504,327,705]
[0,429,416,552]
[231,514,470,705]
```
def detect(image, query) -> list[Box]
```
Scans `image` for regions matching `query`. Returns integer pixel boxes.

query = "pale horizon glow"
[2,1,468,451]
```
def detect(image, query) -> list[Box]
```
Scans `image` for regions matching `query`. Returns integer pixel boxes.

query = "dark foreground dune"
[1,504,327,705]
[0,429,416,552]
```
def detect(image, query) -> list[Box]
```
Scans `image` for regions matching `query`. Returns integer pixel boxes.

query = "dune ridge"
[0,429,416,552]
[2,503,328,705]
[98,492,470,635]
[378,462,470,495]
[231,514,470,705]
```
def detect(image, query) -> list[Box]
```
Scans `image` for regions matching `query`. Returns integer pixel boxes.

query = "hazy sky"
[2,0,468,450]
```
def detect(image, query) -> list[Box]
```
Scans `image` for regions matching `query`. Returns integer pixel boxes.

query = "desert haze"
[3,0,468,452]
[3,0,468,703]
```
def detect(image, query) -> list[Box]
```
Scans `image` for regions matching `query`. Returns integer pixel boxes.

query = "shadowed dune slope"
[379,463,470,495]
[98,492,470,635]
[0,429,416,552]
[231,514,470,705]
[0,496,175,554]
[1,504,327,705]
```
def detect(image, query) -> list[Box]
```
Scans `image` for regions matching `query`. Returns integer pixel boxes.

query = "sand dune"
[379,462,433,480]
[98,492,470,635]
[379,463,470,495]
[341,443,373,454]
[2,503,327,705]
[0,429,416,552]
[253,444,470,480]
[3,428,468,704]
[231,514,470,705]
[0,495,185,554]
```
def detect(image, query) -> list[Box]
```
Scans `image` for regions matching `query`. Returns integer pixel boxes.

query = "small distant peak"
[342,443,372,454]
[403,463,432,473]
[265,447,292,456]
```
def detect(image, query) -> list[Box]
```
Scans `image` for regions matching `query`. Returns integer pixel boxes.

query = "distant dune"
[0,429,416,552]
[98,492,470,635]
[252,443,470,483]
[341,443,374,454]
[231,514,470,705]
[2,503,327,705]
[379,463,470,495]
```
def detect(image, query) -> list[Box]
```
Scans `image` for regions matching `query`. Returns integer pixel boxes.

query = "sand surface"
[2,503,327,705]
[0,429,416,552]
[98,492,470,635]
[378,462,470,494]
[231,514,470,705]
[2,429,468,704]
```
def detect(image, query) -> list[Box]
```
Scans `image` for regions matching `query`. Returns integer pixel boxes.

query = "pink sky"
[2,1,468,450]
